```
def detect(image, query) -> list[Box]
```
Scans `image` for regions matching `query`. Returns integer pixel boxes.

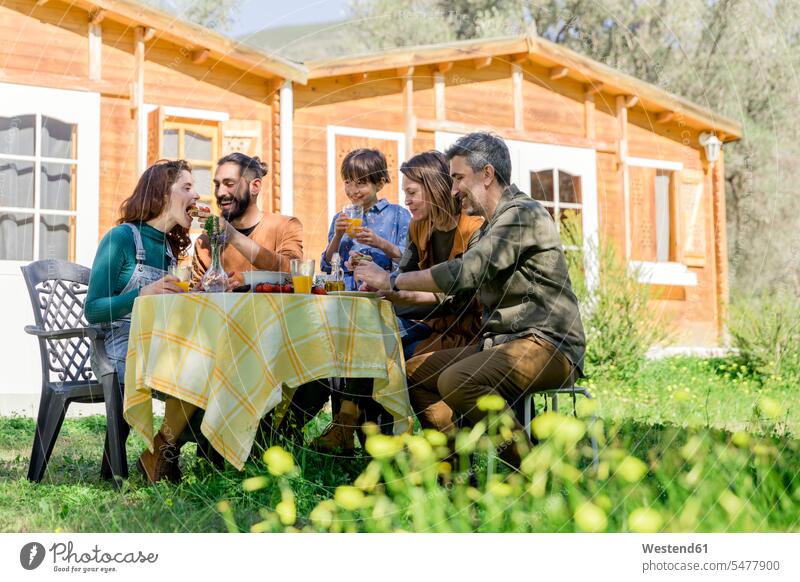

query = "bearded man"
[192,152,303,286]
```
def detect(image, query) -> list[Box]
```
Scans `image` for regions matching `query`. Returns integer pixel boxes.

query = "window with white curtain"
[0,114,78,261]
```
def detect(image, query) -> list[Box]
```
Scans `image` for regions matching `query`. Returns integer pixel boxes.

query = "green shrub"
[562,216,665,380]
[728,292,800,383]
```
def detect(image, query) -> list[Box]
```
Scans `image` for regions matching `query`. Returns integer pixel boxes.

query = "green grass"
[590,357,799,435]
[0,356,798,532]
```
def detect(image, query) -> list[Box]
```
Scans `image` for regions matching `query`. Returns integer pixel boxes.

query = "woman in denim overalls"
[86,160,199,483]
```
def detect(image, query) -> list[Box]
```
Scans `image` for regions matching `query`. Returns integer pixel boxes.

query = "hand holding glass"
[342,204,364,237]
[169,265,192,292]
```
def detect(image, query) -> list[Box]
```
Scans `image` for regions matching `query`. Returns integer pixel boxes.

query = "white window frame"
[436,131,601,293]
[0,83,100,275]
[527,167,584,251]
[326,125,406,224]
[626,157,697,287]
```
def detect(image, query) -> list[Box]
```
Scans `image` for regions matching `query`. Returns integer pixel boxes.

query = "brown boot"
[137,432,182,484]
[311,400,360,453]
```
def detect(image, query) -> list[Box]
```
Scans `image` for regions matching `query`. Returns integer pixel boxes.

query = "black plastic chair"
[22,259,227,484]
[21,259,129,485]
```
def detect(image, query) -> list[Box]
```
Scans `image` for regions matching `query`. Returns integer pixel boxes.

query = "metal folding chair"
[518,383,600,468]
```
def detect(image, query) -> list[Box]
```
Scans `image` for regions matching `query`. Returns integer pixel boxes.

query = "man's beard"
[218,193,250,221]
[461,192,487,219]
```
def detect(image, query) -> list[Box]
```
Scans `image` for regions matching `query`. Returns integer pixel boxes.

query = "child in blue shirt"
[321,148,411,290]
[315,149,412,453]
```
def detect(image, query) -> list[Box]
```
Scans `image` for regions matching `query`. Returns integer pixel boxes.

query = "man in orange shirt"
[191,152,327,449]
[192,152,303,285]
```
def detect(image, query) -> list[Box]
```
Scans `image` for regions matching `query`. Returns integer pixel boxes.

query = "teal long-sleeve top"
[85,223,173,324]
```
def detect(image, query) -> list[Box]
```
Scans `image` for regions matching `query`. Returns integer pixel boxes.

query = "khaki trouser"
[406,335,572,467]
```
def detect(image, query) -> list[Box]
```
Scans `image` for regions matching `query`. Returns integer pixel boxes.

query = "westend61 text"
[642,543,708,554]
[49,542,159,564]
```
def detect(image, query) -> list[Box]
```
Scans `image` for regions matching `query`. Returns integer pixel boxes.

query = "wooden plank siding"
[293,74,408,263]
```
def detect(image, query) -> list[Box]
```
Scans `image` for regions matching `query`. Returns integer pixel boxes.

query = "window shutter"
[146,107,163,165]
[680,170,706,267]
[629,166,658,262]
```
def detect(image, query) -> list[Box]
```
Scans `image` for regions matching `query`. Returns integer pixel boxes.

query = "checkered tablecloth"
[123,292,410,469]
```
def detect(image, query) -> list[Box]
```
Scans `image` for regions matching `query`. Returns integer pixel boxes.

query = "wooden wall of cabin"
[0,1,275,243]
[296,64,725,345]
[293,73,407,265]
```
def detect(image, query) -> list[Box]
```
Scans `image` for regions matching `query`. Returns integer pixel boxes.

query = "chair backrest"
[21,259,95,384]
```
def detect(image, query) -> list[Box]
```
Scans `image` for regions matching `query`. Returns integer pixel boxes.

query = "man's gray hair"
[444,132,512,187]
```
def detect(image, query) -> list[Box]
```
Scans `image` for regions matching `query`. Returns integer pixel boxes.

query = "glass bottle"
[325,252,346,292]
[201,240,228,293]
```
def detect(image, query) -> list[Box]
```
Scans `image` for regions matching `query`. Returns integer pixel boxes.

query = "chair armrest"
[24,325,104,341]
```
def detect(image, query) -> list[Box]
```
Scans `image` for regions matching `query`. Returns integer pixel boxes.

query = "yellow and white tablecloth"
[123,293,410,469]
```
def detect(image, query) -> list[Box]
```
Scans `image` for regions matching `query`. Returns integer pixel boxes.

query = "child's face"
[344,177,384,208]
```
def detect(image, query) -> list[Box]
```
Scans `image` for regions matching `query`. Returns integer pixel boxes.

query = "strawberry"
[311,287,327,295]
[282,284,293,293]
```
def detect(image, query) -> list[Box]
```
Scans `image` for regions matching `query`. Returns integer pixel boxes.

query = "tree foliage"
[139,0,242,31]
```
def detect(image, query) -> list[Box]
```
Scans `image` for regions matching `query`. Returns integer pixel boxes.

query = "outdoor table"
[123,292,410,469]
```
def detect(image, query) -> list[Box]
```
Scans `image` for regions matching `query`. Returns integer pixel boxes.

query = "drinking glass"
[290,259,315,294]
[169,265,192,292]
[342,204,364,237]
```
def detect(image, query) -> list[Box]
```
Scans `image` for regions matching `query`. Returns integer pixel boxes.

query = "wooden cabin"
[0,0,741,413]
[295,36,741,350]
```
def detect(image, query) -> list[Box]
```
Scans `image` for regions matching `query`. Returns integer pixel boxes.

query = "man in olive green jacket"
[354,132,585,467]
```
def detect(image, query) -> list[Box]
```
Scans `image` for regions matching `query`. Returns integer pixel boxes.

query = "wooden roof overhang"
[44,0,308,84]
[307,34,742,142]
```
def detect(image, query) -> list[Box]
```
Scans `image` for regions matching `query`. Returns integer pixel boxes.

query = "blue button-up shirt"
[321,198,411,290]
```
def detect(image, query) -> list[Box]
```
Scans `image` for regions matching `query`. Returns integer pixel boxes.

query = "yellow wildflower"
[262,446,295,476]
[574,501,607,532]
[335,486,366,511]
[477,394,505,412]
[629,508,663,533]
[616,456,648,483]
[242,476,269,492]
[365,434,403,460]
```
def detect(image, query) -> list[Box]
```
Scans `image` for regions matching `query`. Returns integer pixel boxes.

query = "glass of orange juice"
[169,265,192,292]
[290,259,315,294]
[343,204,364,237]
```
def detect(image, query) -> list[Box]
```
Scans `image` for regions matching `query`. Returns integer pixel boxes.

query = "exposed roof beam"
[549,66,569,80]
[656,111,676,124]
[89,8,106,23]
[351,72,368,83]
[397,66,415,77]
[585,83,605,95]
[624,95,639,108]
[437,62,454,74]
[473,56,492,69]
[191,48,209,64]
